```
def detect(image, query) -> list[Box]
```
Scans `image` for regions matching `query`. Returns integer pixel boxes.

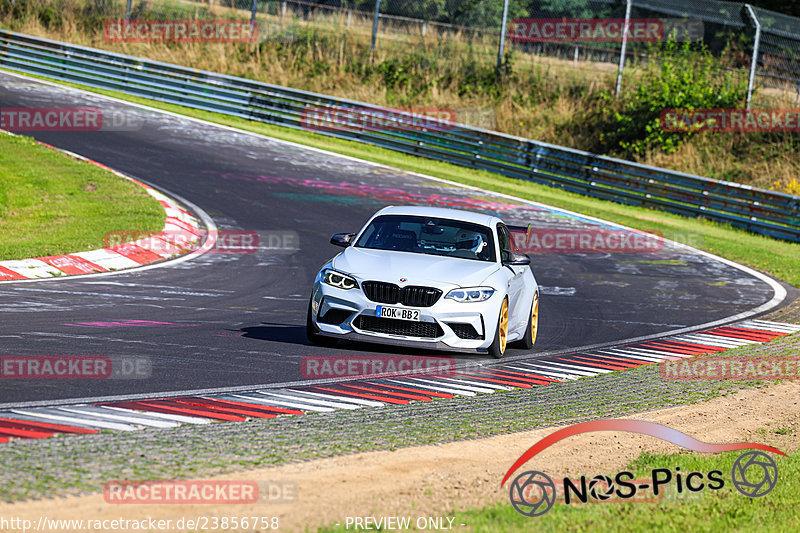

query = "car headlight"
[444,286,495,303]
[322,269,359,290]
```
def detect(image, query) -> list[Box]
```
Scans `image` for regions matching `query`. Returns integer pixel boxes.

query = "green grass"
[315,442,798,533]
[0,132,164,260]
[462,446,797,533]
[9,68,800,286]
[3,68,799,288]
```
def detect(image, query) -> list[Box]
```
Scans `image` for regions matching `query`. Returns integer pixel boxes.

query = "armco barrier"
[1,29,798,242]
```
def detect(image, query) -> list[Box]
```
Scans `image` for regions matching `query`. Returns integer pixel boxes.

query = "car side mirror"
[330,232,356,247]
[503,251,530,266]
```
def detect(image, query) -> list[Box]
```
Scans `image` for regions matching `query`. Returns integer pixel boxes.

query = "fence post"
[281,2,287,26]
[347,10,352,29]
[497,0,510,75]
[125,0,132,20]
[371,0,382,53]
[744,4,761,109]
[615,0,632,98]
[250,0,258,29]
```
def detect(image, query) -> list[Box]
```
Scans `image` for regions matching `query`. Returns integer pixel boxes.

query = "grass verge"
[4,4,800,193]
[3,69,798,287]
[0,132,164,260]
[309,322,800,532]
[404,444,798,533]
[2,327,798,501]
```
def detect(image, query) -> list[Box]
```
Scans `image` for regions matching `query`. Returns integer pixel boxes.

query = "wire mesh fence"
[109,0,800,106]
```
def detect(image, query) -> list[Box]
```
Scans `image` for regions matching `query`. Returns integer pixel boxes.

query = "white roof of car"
[373,206,502,227]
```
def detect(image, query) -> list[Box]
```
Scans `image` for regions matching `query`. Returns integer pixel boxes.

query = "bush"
[37,5,61,28]
[597,39,748,156]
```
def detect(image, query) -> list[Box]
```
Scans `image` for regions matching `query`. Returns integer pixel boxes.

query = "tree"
[445,0,528,28]
[750,1,800,18]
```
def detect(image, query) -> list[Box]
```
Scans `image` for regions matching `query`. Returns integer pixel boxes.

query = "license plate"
[376,305,420,321]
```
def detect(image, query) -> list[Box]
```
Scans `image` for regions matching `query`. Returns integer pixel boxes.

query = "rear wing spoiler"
[506,224,532,234]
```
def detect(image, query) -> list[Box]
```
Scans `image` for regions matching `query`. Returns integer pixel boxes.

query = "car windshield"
[354,215,496,262]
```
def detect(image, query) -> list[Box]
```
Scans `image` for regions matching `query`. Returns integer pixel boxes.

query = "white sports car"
[306,206,539,358]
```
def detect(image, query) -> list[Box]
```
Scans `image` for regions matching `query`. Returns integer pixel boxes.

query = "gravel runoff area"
[0,298,797,502]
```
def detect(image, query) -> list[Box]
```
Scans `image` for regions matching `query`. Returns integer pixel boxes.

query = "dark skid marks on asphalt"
[0,71,779,405]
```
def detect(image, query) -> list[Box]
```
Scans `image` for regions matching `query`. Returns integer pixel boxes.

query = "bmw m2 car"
[306,206,539,358]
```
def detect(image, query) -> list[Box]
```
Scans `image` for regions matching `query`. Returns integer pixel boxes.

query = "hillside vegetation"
[2,0,799,195]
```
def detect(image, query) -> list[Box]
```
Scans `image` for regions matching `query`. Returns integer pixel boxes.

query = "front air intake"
[362,281,442,307]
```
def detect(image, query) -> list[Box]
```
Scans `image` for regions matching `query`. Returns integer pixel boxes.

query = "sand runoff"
[1,379,797,532]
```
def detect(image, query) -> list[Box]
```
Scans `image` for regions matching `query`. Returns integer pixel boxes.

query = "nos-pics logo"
[501,420,784,517]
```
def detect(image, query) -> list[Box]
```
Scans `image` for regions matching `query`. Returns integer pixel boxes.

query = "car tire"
[306,300,338,347]
[488,297,509,359]
[513,292,539,350]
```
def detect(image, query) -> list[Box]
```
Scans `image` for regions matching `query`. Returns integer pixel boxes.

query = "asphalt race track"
[0,72,789,406]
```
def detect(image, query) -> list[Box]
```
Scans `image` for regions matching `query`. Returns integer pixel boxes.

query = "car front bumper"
[310,281,503,354]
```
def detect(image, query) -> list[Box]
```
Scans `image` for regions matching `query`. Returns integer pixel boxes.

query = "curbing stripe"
[0,320,796,442]
[271,389,380,408]
[0,132,202,283]
[10,409,138,431]
[55,406,179,429]
[0,416,99,434]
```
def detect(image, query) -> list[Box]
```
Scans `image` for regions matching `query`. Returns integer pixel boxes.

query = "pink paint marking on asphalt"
[62,320,198,328]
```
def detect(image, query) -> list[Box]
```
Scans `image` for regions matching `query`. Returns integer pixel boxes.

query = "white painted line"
[0,69,790,411]
[501,363,579,381]
[56,406,178,428]
[0,258,59,279]
[229,393,335,413]
[669,334,744,347]
[451,373,524,388]
[542,360,611,374]
[742,319,799,327]
[613,347,691,359]
[406,377,497,394]
[702,333,763,344]
[677,333,756,347]
[596,349,667,363]
[279,389,384,407]
[0,145,216,284]
[668,334,744,348]
[10,409,138,431]
[72,248,140,270]
[656,338,726,351]
[248,390,361,410]
[739,320,800,333]
[101,406,210,424]
[385,378,476,397]
[736,324,800,335]
[2,68,786,323]
[525,361,599,376]
[603,348,679,360]
[441,377,511,391]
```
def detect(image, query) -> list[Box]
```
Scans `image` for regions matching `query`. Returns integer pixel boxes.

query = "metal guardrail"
[1,29,798,242]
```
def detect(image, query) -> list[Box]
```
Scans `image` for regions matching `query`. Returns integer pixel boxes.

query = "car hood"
[333,247,499,289]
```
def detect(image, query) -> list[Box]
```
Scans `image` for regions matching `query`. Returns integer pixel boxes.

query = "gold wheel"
[499,298,509,354]
[530,293,539,345]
